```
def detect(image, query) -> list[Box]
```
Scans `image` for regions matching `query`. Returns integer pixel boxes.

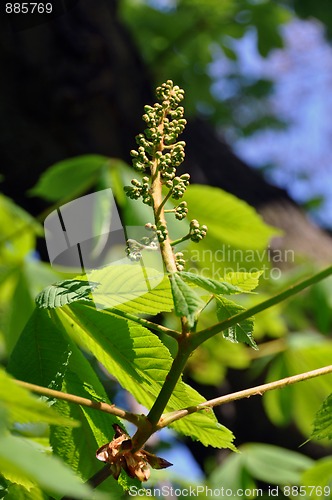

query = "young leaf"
[169,273,204,328]
[181,271,242,295]
[311,393,332,441]
[215,296,257,349]
[35,279,99,309]
[224,271,263,292]
[87,264,174,315]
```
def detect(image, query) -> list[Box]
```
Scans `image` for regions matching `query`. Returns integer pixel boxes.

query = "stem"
[159,364,332,428]
[191,266,332,350]
[170,233,191,247]
[157,189,173,216]
[131,338,193,451]
[15,379,142,426]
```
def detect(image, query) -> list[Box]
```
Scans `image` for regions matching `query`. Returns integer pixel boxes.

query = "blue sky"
[210,18,332,228]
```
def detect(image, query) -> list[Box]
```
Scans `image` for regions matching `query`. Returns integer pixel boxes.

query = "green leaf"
[263,334,332,437]
[8,308,130,490]
[185,185,278,250]
[181,271,242,295]
[4,484,46,500]
[224,271,263,292]
[8,308,72,391]
[0,368,77,428]
[0,431,105,499]
[55,303,235,449]
[29,155,111,202]
[86,264,174,315]
[216,296,257,349]
[302,457,332,499]
[311,393,332,441]
[210,443,312,492]
[35,279,99,309]
[0,194,41,262]
[242,443,313,486]
[169,273,204,328]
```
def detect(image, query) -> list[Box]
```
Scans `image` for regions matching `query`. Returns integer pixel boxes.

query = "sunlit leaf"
[35,280,99,309]
[55,303,235,449]
[311,393,332,441]
[215,296,257,349]
[29,155,111,202]
[169,273,205,328]
[181,271,241,295]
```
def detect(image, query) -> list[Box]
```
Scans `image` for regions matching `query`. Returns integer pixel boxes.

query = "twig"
[159,364,332,428]
[15,379,142,426]
[191,266,332,349]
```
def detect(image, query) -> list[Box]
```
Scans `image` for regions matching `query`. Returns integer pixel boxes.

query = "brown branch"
[15,379,143,426]
[158,364,332,428]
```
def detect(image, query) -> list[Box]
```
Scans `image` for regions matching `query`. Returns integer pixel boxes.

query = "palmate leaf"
[35,280,99,309]
[215,296,257,350]
[169,273,205,329]
[55,303,235,450]
[311,393,332,441]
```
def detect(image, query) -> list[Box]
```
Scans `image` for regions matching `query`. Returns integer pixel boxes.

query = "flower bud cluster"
[175,252,186,272]
[189,219,208,242]
[175,201,188,220]
[165,174,190,199]
[124,177,152,205]
[156,221,168,242]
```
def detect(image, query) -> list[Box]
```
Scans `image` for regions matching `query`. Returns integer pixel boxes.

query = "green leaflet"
[3,484,46,500]
[263,334,332,437]
[210,443,313,490]
[8,308,72,390]
[0,431,105,500]
[181,271,242,295]
[56,303,235,450]
[8,308,131,490]
[302,457,332,499]
[29,155,111,202]
[87,264,174,315]
[311,393,332,441]
[0,368,77,428]
[215,296,257,350]
[169,273,205,329]
[185,185,278,250]
[35,279,99,309]
[224,271,263,292]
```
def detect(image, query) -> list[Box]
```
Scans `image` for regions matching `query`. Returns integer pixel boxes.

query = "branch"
[191,266,332,349]
[159,364,332,428]
[15,379,142,426]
